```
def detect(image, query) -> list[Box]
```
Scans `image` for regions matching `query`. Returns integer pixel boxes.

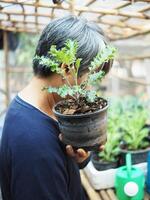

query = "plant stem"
[70,64,80,101]
[69,64,77,86]
[75,64,79,86]
[60,63,72,87]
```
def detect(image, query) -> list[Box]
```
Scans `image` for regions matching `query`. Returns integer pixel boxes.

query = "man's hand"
[59,134,104,164]
[66,145,90,164]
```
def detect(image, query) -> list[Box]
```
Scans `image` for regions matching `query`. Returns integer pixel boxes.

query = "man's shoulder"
[2,97,61,155]
[2,112,66,166]
[3,96,59,134]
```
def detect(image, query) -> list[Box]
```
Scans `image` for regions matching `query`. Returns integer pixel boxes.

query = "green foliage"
[47,85,98,102]
[98,96,150,162]
[99,133,121,162]
[89,46,116,72]
[49,40,78,66]
[110,96,149,150]
[16,33,39,66]
[119,107,149,150]
[47,85,85,98]
[34,55,59,72]
[88,71,105,86]
[35,39,117,102]
[98,99,122,162]
[47,85,75,98]
[86,91,97,102]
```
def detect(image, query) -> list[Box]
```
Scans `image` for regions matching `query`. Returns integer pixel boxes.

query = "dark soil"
[55,97,107,115]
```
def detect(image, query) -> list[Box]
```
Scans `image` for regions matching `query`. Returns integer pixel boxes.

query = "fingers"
[59,134,88,157]
[76,149,90,163]
[77,148,89,158]
[59,133,104,159]
[59,135,88,159]
[66,145,90,162]
[66,145,76,158]
[99,145,105,151]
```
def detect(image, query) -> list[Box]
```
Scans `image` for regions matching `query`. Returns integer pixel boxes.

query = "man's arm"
[10,145,71,200]
[1,133,89,200]
[59,134,104,169]
[11,142,70,200]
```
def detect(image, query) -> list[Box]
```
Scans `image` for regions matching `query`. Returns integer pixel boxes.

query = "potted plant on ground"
[91,98,122,170]
[84,130,121,189]
[119,98,150,165]
[92,132,121,170]
[35,39,117,150]
[84,100,121,190]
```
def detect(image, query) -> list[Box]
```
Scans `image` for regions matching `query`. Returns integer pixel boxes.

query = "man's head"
[33,15,112,78]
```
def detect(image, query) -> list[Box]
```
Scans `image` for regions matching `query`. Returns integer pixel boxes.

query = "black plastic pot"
[53,100,108,151]
[119,147,150,166]
[91,152,118,171]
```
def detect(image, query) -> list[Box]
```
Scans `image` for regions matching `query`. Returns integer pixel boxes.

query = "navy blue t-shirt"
[0,96,88,200]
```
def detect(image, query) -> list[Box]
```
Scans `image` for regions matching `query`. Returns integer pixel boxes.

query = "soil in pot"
[91,152,118,171]
[119,147,150,166]
[55,97,107,115]
[53,97,108,151]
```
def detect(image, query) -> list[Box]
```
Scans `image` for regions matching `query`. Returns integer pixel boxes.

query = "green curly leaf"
[86,90,97,102]
[38,39,117,101]
[34,55,59,72]
[90,46,117,72]
[49,39,78,66]
[88,71,105,85]
[75,58,82,70]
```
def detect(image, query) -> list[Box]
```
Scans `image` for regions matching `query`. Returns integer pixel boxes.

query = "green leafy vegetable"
[98,96,150,162]
[34,39,117,102]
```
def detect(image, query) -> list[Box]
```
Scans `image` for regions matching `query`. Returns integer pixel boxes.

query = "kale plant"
[98,96,150,161]
[34,39,117,102]
[112,96,149,150]
[120,108,149,150]
[98,100,122,162]
[98,131,121,162]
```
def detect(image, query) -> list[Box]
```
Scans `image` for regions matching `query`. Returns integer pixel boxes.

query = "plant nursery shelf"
[80,171,150,200]
[0,0,150,41]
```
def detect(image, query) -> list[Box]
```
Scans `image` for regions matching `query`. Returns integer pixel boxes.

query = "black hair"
[33,15,112,78]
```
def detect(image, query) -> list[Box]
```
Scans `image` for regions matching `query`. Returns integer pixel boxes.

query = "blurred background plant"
[97,96,150,163]
[118,96,150,150]
[16,33,39,67]
[8,33,39,96]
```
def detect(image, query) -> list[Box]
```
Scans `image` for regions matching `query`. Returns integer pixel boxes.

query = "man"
[0,16,111,200]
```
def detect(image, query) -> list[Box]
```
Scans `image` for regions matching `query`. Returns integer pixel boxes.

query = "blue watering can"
[146,151,150,194]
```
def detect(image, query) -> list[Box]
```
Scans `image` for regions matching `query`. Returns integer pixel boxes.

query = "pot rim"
[92,152,118,165]
[93,159,118,165]
[120,147,150,154]
[52,99,109,118]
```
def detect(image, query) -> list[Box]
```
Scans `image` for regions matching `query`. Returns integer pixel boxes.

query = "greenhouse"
[0,0,150,200]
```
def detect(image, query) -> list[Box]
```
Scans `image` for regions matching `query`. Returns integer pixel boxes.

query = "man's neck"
[18,76,57,119]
